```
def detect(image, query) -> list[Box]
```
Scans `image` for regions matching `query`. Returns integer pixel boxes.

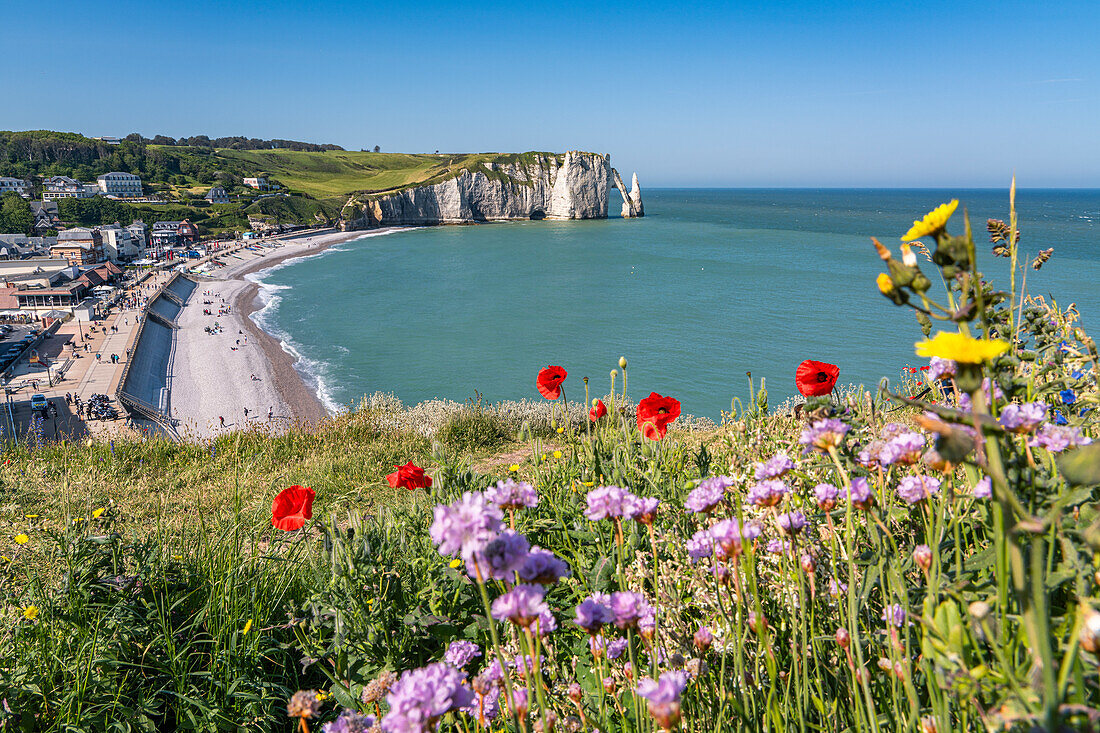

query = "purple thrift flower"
[927,357,957,382]
[537,609,557,636]
[443,640,481,669]
[693,625,713,651]
[517,547,571,585]
[799,418,850,452]
[686,529,714,563]
[766,538,792,554]
[776,510,807,537]
[382,662,474,733]
[973,476,992,499]
[631,496,661,524]
[685,476,734,513]
[609,591,652,630]
[585,485,638,521]
[324,709,376,733]
[848,477,875,510]
[430,492,503,561]
[814,483,840,511]
[708,519,743,559]
[999,402,1048,434]
[1029,424,1092,453]
[754,452,795,480]
[857,440,886,469]
[490,584,548,628]
[829,578,848,597]
[471,530,529,580]
[880,433,925,466]
[896,475,941,505]
[484,479,538,510]
[636,670,688,703]
[746,479,788,508]
[574,594,614,633]
[589,635,628,660]
[509,688,528,718]
[742,521,763,541]
[882,604,908,628]
[464,686,499,725]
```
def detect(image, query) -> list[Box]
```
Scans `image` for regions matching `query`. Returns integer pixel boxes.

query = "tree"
[373,145,381,153]
[0,193,33,235]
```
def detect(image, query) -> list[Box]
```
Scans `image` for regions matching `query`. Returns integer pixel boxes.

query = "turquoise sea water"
[251,189,1100,419]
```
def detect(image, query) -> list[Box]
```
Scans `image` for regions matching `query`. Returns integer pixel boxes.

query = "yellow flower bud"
[618,356,627,369]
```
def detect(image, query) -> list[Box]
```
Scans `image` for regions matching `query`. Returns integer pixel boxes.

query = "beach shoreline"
[168,228,396,438]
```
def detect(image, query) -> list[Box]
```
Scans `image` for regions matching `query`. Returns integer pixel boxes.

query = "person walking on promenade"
[219,416,225,427]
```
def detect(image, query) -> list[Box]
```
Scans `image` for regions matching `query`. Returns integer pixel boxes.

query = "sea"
[248,189,1100,420]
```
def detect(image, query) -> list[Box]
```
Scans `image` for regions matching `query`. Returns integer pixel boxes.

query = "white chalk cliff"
[341,151,643,228]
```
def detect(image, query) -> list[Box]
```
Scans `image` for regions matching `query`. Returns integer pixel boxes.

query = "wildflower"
[776,510,807,537]
[430,492,503,562]
[800,553,815,574]
[242,619,253,635]
[709,519,743,559]
[636,670,689,730]
[585,485,637,520]
[536,365,567,399]
[973,476,992,499]
[362,670,398,705]
[271,485,315,532]
[1061,388,1077,405]
[509,688,529,718]
[92,508,106,519]
[829,579,848,598]
[799,418,849,452]
[686,528,714,563]
[1029,424,1092,453]
[610,591,652,629]
[590,635,628,660]
[287,689,321,719]
[795,360,840,397]
[537,609,558,636]
[999,402,1048,434]
[880,432,925,465]
[913,545,933,571]
[508,463,520,473]
[754,452,795,480]
[896,475,942,505]
[553,450,563,459]
[848,477,875,510]
[485,479,538,510]
[23,605,38,620]
[387,461,433,491]
[473,530,530,580]
[685,476,731,513]
[882,604,908,628]
[466,678,500,725]
[518,547,571,584]
[589,399,608,421]
[915,332,1009,364]
[323,709,376,733]
[694,625,713,652]
[742,521,763,541]
[631,496,660,525]
[747,479,788,507]
[448,558,462,569]
[901,199,958,241]
[444,640,481,669]
[814,483,840,511]
[637,392,681,440]
[857,440,885,468]
[574,593,614,633]
[382,663,474,732]
[491,584,548,628]
[926,356,957,383]
[14,534,28,545]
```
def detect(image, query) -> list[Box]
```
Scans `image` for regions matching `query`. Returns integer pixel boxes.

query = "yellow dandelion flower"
[509,464,520,473]
[449,558,462,569]
[172,555,183,561]
[915,332,1009,364]
[901,200,959,242]
[876,273,895,295]
[23,605,38,620]
[556,427,564,434]
[242,619,253,635]
[583,481,595,487]
[92,508,106,519]
[553,450,563,459]
[14,534,29,545]
[73,517,86,524]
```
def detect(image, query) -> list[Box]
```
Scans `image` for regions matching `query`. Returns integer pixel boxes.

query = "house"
[29,201,62,234]
[151,221,180,248]
[94,136,122,145]
[0,257,86,313]
[96,172,143,198]
[243,177,268,190]
[127,220,148,247]
[52,228,105,266]
[0,235,57,259]
[42,176,97,200]
[0,177,29,197]
[177,219,199,244]
[99,223,143,262]
[205,186,230,204]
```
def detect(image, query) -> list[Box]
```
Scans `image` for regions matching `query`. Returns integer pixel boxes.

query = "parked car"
[30,394,48,413]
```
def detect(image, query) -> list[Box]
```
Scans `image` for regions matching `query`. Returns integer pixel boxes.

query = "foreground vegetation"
[2,194,1099,732]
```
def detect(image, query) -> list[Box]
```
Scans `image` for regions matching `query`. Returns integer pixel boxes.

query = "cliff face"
[341,151,630,228]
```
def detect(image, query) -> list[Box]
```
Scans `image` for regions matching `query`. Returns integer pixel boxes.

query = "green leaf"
[1057,443,1100,487]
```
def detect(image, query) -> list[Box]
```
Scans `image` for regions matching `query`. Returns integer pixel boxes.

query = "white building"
[243,177,268,190]
[99,223,143,262]
[0,177,29,197]
[127,220,148,248]
[42,176,98,200]
[96,172,143,198]
[205,186,230,203]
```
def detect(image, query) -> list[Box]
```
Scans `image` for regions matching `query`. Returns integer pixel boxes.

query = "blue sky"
[2,0,1097,186]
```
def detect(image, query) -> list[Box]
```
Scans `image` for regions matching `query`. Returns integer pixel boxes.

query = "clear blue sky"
[2,0,1097,187]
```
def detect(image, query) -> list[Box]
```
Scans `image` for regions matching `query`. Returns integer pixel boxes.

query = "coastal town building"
[243,177,268,190]
[0,235,56,259]
[0,177,30,197]
[42,176,98,200]
[0,257,122,314]
[151,221,179,248]
[30,201,62,234]
[94,136,122,145]
[177,219,199,244]
[52,228,105,266]
[99,223,143,262]
[127,220,148,247]
[96,172,143,198]
[205,186,230,204]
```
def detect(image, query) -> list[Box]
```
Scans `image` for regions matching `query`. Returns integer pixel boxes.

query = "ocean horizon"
[250,188,1099,419]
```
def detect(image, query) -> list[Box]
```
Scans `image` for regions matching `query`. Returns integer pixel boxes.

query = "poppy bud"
[592,398,599,408]
[876,657,893,673]
[912,544,933,572]
[623,662,633,680]
[619,356,628,369]
[835,627,850,649]
[610,369,617,379]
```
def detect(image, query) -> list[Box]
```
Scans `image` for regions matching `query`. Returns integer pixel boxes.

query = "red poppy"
[271,485,315,531]
[589,399,608,422]
[636,392,681,440]
[536,365,568,400]
[795,360,840,397]
[387,461,433,491]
